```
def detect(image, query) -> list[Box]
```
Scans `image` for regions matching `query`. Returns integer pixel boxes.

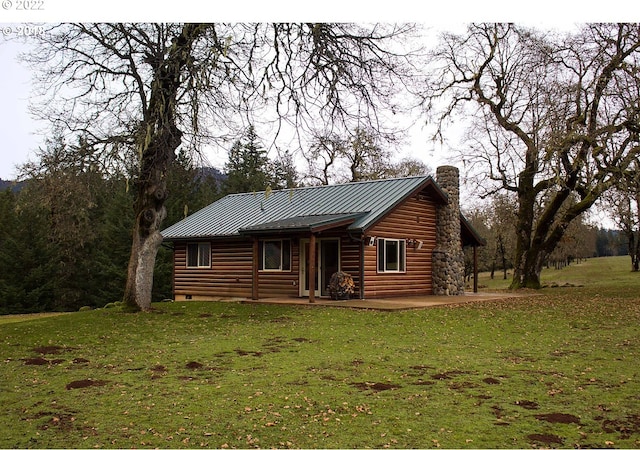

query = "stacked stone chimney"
[432,166,465,295]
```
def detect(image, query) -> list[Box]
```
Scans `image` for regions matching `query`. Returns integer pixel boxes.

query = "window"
[187,242,211,268]
[259,239,291,271]
[377,238,406,273]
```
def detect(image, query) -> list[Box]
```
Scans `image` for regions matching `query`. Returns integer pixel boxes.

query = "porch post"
[252,236,259,300]
[308,233,316,303]
[359,236,365,300]
[473,245,478,293]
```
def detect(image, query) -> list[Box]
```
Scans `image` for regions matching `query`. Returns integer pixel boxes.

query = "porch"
[236,291,533,311]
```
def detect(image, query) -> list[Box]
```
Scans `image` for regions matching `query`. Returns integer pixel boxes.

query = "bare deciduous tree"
[302,127,429,185]
[24,23,422,310]
[425,23,640,289]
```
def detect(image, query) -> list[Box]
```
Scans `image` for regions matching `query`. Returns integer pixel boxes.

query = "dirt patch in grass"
[292,337,311,343]
[198,313,213,318]
[23,357,64,366]
[350,381,401,391]
[151,364,167,372]
[72,358,90,364]
[39,413,77,431]
[23,357,52,365]
[430,370,470,380]
[535,412,581,424]
[262,337,289,353]
[185,361,204,370]
[483,377,501,384]
[602,414,640,439]
[234,349,263,357]
[491,405,504,419]
[527,433,564,446]
[65,379,108,390]
[515,400,539,410]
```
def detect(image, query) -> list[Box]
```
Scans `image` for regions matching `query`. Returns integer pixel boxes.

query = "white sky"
[0,1,637,180]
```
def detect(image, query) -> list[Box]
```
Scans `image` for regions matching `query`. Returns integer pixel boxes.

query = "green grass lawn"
[1,256,639,448]
[478,254,639,291]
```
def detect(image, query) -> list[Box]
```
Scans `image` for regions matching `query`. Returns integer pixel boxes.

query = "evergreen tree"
[222,126,275,194]
[0,185,58,313]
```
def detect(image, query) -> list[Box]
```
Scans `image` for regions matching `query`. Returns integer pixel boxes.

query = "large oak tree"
[425,23,640,289]
[24,23,421,311]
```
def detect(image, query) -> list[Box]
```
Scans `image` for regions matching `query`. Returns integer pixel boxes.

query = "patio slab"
[239,291,534,311]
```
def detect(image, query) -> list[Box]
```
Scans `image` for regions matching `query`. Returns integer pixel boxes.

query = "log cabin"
[161,166,484,302]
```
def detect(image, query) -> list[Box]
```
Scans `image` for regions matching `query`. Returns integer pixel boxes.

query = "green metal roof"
[161,176,448,240]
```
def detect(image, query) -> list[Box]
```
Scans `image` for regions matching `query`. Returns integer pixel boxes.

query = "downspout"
[473,245,478,293]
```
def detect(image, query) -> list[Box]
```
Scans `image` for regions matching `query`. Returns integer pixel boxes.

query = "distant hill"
[0,179,24,193]
[196,166,226,187]
[0,170,222,194]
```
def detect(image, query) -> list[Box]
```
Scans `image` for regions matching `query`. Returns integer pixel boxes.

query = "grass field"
[477,254,639,291]
[1,256,639,448]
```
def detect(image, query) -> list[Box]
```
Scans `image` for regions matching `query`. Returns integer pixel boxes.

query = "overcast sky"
[0,1,636,180]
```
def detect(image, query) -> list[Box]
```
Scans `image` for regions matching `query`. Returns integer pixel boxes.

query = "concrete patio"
[238,291,533,311]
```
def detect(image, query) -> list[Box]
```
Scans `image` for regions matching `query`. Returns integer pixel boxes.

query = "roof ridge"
[225,175,432,198]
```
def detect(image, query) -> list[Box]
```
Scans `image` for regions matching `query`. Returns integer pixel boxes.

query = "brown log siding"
[174,237,301,299]
[363,195,437,298]
[174,238,252,298]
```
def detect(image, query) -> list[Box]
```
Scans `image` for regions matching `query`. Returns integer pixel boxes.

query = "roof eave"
[460,213,486,247]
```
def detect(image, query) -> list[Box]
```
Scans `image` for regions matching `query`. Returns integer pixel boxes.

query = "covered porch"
[223,291,534,311]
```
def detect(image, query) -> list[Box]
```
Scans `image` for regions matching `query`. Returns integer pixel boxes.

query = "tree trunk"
[122,23,207,312]
[122,137,175,312]
[510,169,538,289]
[630,230,640,272]
[123,218,165,311]
[632,193,640,272]
[498,237,508,280]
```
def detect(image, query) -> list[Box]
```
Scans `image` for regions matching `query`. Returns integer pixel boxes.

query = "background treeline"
[0,150,223,314]
[463,193,630,282]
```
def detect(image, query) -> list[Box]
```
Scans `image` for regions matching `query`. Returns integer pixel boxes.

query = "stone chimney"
[432,166,465,295]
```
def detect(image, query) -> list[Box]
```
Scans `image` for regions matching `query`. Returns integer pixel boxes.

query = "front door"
[300,238,340,297]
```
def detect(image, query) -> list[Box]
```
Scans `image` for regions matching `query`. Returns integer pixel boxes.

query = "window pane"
[399,240,405,272]
[282,240,291,271]
[187,243,199,267]
[264,241,282,270]
[377,239,385,272]
[385,240,399,271]
[198,243,210,267]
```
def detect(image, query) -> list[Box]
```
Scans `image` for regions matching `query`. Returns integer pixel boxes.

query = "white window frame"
[260,239,291,272]
[186,242,211,268]
[377,238,406,273]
